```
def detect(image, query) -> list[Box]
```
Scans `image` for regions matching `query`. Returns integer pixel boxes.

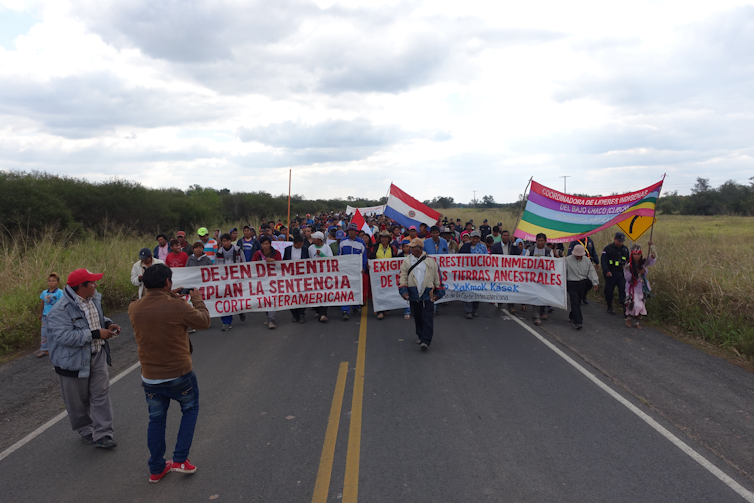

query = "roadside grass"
[2,214,753,360]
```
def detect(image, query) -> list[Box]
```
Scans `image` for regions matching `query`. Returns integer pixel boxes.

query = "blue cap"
[138,248,152,260]
[335,230,346,239]
[401,239,411,245]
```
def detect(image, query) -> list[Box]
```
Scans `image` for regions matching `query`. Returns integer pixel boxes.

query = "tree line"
[656,178,754,216]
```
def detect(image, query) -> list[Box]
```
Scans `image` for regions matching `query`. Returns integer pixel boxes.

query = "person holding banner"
[308,232,332,323]
[339,223,368,321]
[459,230,488,319]
[525,233,552,325]
[252,236,282,329]
[565,245,600,330]
[284,235,310,323]
[399,238,442,351]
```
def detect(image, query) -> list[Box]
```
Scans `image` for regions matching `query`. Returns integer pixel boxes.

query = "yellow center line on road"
[343,308,368,503]
[311,361,350,503]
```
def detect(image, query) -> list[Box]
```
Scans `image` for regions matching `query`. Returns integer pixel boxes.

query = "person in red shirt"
[165,239,189,268]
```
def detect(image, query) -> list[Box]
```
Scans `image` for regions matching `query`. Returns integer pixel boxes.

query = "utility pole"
[472,190,477,208]
[560,175,571,194]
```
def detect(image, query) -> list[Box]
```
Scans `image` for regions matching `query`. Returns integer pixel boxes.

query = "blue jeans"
[142,371,200,474]
[40,314,49,351]
[221,315,232,325]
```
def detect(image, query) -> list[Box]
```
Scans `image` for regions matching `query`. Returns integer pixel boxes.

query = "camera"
[179,288,194,295]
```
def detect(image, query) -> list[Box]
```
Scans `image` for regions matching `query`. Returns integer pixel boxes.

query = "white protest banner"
[171,255,362,317]
[368,258,409,312]
[433,255,567,309]
[271,240,292,255]
[346,204,385,216]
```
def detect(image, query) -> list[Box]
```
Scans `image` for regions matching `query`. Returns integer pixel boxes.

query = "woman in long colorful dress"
[624,242,657,329]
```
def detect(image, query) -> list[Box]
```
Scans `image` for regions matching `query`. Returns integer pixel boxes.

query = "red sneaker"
[171,459,197,473]
[149,461,172,484]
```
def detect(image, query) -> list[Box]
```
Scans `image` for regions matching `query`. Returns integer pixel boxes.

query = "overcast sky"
[1,0,752,203]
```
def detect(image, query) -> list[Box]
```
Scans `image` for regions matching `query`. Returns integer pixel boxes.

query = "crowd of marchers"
[35,210,657,483]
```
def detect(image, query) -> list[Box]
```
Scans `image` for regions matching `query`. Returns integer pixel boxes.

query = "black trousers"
[603,270,626,309]
[568,280,589,324]
[410,300,435,345]
[291,308,306,319]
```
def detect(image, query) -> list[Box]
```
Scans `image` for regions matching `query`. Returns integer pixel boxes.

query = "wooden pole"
[513,177,533,232]
[648,173,666,244]
[287,169,291,241]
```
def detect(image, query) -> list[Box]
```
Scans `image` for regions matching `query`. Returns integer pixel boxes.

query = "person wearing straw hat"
[399,238,443,351]
[565,244,600,330]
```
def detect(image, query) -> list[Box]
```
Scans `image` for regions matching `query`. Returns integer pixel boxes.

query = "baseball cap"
[335,230,346,239]
[409,225,417,231]
[176,231,186,237]
[470,230,481,238]
[67,268,103,287]
[197,227,209,236]
[408,238,424,248]
[312,231,325,240]
[138,248,152,260]
[401,239,411,245]
[614,232,626,242]
[483,219,488,222]
[572,244,586,257]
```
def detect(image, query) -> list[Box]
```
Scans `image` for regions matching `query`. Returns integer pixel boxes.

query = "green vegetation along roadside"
[2,214,753,363]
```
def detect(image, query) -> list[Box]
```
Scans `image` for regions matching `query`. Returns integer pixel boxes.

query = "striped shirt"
[203,238,218,264]
[75,294,104,354]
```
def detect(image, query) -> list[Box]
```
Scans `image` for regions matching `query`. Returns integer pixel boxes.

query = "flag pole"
[287,169,291,241]
[648,173,666,244]
[513,177,533,232]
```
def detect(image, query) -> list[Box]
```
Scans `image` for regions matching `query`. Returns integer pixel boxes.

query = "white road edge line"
[0,360,142,463]
[504,310,754,503]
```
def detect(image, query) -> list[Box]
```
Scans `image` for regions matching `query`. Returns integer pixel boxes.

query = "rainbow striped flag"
[514,180,663,244]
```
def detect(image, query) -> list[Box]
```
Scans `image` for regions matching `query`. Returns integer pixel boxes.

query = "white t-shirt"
[409,255,427,291]
[531,246,547,257]
[309,244,333,258]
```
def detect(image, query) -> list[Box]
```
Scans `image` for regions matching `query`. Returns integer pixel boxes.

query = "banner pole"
[648,173,666,244]
[513,177,533,232]
[287,169,291,241]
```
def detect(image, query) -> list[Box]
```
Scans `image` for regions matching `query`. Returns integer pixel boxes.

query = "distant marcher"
[624,243,657,329]
[47,268,120,449]
[568,236,599,305]
[526,233,552,325]
[213,229,221,241]
[197,227,217,264]
[565,245,599,330]
[339,224,368,321]
[331,230,345,256]
[229,228,239,242]
[443,228,460,254]
[37,272,63,357]
[253,236,282,329]
[399,238,442,351]
[216,233,247,329]
[284,235,310,323]
[372,231,398,320]
[176,231,192,255]
[490,226,502,244]
[308,232,332,323]
[128,263,211,483]
[187,242,212,267]
[131,248,166,299]
[154,233,170,262]
[398,239,412,319]
[459,230,488,319]
[490,230,520,313]
[601,232,630,316]
[165,239,189,268]
[479,219,491,239]
[238,225,260,262]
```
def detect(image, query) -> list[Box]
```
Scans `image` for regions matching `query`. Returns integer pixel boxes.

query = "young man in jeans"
[128,264,211,483]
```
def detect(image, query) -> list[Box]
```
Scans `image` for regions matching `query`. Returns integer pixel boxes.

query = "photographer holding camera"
[128,263,211,484]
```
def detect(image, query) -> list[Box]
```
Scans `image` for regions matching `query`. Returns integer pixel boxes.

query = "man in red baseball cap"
[176,231,192,255]
[47,268,120,449]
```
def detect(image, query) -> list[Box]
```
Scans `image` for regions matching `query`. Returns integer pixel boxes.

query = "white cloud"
[0,0,752,204]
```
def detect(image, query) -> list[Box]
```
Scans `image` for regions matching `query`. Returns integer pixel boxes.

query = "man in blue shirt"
[423,225,448,315]
[339,223,368,321]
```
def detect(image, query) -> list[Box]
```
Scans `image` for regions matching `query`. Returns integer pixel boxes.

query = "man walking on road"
[601,232,630,316]
[568,236,599,305]
[47,268,120,449]
[131,248,165,299]
[399,238,442,351]
[128,264,212,484]
[565,244,600,330]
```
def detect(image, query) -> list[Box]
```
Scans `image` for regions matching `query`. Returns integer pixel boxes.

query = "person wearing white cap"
[565,244,599,330]
[308,232,332,322]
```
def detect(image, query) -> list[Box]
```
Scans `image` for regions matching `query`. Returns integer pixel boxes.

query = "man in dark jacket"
[490,230,519,256]
[47,268,120,449]
[284,235,310,322]
[601,232,630,315]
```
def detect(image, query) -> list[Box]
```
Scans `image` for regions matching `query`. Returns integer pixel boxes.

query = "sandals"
[36,351,49,358]
[533,320,541,326]
[404,314,411,320]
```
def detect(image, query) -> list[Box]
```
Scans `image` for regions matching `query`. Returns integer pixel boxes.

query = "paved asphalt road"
[1,302,753,503]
